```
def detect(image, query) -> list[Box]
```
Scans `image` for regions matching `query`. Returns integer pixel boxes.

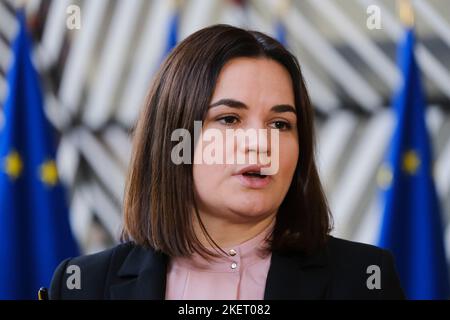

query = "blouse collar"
[171,219,275,273]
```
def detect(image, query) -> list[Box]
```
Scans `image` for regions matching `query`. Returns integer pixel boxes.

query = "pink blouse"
[165,222,274,300]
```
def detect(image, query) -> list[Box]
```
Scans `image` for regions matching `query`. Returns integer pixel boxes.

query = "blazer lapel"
[109,246,168,300]
[109,243,331,300]
[264,246,331,300]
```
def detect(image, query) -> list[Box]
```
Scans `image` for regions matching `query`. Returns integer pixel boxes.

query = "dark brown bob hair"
[121,24,333,257]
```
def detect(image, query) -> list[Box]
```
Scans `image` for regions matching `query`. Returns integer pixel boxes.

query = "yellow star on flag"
[39,160,59,186]
[3,150,23,180]
[402,150,420,175]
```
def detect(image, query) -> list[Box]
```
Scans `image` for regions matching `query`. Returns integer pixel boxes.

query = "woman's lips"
[235,174,272,189]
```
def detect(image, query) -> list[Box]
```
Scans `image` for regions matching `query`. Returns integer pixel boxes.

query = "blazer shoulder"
[325,236,405,299]
[327,236,386,260]
[49,242,135,299]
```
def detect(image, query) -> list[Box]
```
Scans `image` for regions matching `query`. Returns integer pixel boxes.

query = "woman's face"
[193,57,299,223]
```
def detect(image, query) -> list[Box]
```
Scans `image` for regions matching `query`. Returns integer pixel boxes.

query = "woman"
[50,25,404,300]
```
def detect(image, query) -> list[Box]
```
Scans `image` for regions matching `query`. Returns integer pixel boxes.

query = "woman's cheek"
[278,136,299,178]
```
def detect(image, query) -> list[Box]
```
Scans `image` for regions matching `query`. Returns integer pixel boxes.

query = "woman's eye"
[270,121,291,130]
[218,115,239,125]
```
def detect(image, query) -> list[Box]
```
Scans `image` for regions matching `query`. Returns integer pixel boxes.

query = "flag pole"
[397,0,415,28]
[16,0,28,10]
[276,0,291,20]
[172,0,183,11]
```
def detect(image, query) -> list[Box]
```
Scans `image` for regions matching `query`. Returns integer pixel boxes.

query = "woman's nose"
[236,122,271,156]
[246,130,269,154]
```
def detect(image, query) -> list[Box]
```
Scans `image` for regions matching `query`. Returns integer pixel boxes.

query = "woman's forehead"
[211,57,295,110]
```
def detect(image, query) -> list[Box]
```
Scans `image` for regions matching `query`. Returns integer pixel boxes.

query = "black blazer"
[49,236,405,300]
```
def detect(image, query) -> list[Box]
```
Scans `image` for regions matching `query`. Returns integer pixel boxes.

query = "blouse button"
[229,249,237,256]
[231,262,238,269]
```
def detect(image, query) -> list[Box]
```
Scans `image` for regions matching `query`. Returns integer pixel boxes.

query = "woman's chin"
[225,198,276,219]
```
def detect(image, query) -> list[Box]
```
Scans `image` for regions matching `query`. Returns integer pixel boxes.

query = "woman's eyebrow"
[210,98,296,114]
[270,104,296,114]
[210,98,247,109]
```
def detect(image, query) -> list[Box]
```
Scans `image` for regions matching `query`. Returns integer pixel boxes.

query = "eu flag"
[378,28,450,299]
[275,20,287,47]
[165,11,179,56]
[0,11,79,299]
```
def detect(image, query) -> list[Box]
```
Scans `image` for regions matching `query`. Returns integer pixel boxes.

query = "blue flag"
[0,11,79,299]
[163,11,179,57]
[378,28,450,299]
[275,20,287,47]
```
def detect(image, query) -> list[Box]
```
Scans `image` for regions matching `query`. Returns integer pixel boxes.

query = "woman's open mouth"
[234,166,272,189]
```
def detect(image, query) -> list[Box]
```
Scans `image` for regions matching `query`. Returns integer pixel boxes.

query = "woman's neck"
[193,211,276,249]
